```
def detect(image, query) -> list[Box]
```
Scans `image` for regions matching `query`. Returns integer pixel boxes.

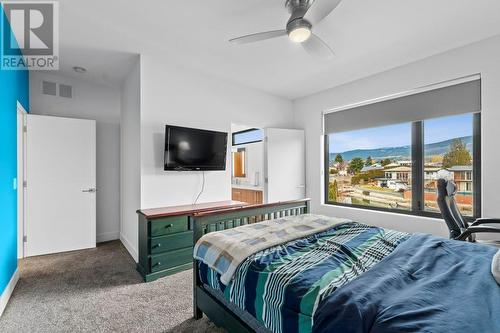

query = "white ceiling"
[57,0,500,99]
[53,48,138,87]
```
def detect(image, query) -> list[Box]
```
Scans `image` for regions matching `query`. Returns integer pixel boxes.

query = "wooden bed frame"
[192,198,310,332]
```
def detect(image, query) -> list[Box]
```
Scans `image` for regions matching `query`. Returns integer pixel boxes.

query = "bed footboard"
[192,198,310,323]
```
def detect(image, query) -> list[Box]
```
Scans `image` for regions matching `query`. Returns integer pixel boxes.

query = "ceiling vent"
[42,80,57,96]
[59,84,73,99]
[41,81,73,99]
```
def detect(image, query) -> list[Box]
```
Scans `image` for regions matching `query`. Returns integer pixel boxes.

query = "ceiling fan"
[229,0,341,59]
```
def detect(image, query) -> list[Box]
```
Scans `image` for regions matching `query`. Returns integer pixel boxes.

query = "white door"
[26,115,96,256]
[17,103,26,259]
[265,128,306,203]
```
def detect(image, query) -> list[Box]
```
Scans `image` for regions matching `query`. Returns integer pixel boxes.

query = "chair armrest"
[457,225,500,241]
[470,218,500,227]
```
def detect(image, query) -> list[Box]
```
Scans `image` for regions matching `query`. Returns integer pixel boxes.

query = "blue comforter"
[199,222,409,333]
[313,234,500,333]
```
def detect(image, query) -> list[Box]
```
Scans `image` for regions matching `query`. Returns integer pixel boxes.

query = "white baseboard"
[120,234,138,263]
[96,231,120,243]
[0,269,19,317]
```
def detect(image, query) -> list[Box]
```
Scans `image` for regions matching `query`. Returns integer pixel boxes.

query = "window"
[327,123,412,211]
[325,112,481,218]
[324,78,481,218]
[424,114,475,216]
[232,128,263,146]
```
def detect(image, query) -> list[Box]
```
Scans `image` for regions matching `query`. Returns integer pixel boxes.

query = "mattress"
[198,221,409,333]
[313,234,500,333]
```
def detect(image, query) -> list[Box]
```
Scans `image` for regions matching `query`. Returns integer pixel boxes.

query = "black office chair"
[437,178,500,241]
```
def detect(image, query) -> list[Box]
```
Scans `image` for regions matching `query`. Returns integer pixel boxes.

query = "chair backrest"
[436,178,469,239]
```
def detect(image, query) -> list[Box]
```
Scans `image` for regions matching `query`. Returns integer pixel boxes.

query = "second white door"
[265,128,306,203]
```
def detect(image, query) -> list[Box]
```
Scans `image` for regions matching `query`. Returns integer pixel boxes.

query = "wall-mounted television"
[164,125,228,171]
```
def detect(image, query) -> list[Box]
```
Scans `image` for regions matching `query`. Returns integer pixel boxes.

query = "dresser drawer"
[150,231,193,254]
[150,247,193,273]
[150,216,189,237]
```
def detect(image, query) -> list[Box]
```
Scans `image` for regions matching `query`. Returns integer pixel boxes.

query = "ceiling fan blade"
[304,0,342,25]
[302,34,334,59]
[229,30,287,44]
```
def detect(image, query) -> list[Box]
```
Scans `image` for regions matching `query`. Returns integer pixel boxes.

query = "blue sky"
[330,113,473,153]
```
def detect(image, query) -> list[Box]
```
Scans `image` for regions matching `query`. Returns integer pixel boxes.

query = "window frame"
[232,128,263,146]
[324,113,481,221]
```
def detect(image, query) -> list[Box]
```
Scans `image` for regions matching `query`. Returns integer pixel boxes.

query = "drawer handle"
[152,243,161,249]
[165,224,174,229]
[153,262,162,267]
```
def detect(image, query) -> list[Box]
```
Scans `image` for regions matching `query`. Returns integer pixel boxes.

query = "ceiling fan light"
[288,27,311,43]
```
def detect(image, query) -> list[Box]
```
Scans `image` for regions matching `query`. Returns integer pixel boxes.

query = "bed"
[192,199,500,333]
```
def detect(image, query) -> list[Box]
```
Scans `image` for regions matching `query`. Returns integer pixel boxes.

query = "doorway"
[230,124,265,205]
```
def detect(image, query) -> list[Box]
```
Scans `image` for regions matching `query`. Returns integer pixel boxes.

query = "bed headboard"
[192,198,310,245]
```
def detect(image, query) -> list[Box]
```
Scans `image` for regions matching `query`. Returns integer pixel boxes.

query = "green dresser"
[136,201,247,282]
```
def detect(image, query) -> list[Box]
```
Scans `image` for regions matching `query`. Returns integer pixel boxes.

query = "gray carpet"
[0,241,225,333]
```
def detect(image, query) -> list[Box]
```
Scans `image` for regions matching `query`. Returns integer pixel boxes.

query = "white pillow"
[492,250,500,285]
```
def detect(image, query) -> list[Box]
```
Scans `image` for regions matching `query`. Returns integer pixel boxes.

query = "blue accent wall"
[0,8,29,295]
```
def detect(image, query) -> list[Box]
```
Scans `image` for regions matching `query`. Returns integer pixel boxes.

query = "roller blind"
[324,79,481,134]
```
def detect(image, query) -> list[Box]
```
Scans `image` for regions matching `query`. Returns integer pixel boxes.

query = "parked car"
[387,180,408,191]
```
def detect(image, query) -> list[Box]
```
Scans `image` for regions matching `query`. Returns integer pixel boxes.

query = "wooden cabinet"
[232,188,241,201]
[136,200,247,282]
[232,188,263,205]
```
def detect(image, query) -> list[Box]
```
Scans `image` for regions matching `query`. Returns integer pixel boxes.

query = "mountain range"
[330,136,472,162]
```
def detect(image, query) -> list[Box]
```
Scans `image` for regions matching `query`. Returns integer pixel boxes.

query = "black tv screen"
[164,125,228,171]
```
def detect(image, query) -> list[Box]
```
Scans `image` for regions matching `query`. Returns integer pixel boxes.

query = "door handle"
[82,188,97,193]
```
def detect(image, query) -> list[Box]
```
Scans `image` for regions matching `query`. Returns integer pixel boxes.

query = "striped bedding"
[198,221,409,333]
[194,214,349,285]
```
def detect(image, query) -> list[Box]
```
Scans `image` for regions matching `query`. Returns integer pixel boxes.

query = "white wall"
[293,35,500,238]
[29,72,121,243]
[140,54,293,210]
[120,59,141,261]
[114,54,294,261]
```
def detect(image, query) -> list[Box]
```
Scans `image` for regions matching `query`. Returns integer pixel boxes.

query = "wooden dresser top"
[137,200,249,219]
